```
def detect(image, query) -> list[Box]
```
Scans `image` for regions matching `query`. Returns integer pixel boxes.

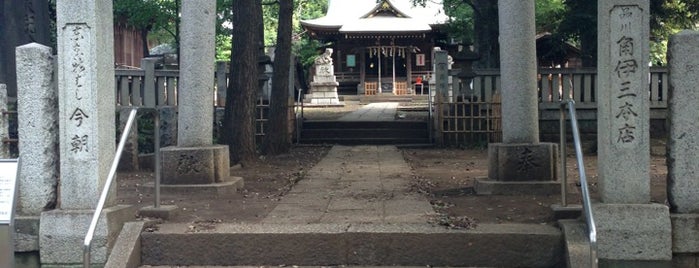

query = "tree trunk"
[223,0,262,164]
[262,0,294,155]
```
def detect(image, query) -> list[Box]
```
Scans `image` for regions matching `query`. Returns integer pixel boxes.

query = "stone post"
[15,44,58,259]
[475,0,558,195]
[178,0,215,147]
[667,30,699,259]
[0,84,10,158]
[16,43,58,216]
[593,0,671,263]
[433,50,448,146]
[39,0,134,265]
[158,0,242,193]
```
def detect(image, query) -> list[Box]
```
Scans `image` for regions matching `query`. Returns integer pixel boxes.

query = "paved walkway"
[263,145,435,224]
[337,102,398,121]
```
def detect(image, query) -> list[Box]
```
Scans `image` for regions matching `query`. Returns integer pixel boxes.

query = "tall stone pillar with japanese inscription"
[593,0,671,263]
[39,0,135,266]
[475,0,559,195]
[666,30,699,262]
[159,0,243,193]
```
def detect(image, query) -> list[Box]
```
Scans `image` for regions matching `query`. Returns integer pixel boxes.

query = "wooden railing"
[116,61,669,111]
[468,67,668,109]
[115,58,229,107]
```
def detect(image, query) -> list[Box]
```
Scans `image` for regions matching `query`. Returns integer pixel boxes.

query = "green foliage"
[649,0,699,65]
[442,0,475,44]
[535,0,565,33]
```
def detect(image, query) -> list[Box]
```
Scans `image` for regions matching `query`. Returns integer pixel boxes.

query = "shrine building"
[301,0,448,95]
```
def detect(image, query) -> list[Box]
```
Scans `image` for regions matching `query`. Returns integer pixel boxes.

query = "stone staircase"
[299,120,430,145]
[133,222,564,267]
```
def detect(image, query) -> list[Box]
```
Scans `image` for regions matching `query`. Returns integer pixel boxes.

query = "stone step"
[142,266,497,268]
[558,219,594,268]
[300,121,430,145]
[139,223,564,267]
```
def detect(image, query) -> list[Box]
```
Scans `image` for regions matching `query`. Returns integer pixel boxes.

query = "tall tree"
[263,0,294,155]
[223,0,263,164]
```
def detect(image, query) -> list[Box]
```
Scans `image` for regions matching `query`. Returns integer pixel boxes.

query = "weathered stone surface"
[15,43,59,215]
[159,106,178,147]
[104,221,152,268]
[671,213,699,253]
[117,107,139,171]
[667,30,699,213]
[177,0,216,147]
[57,0,116,210]
[498,0,539,144]
[160,145,230,184]
[593,203,671,261]
[39,205,136,265]
[0,84,9,158]
[13,216,40,252]
[141,223,563,267]
[308,48,340,104]
[487,143,558,181]
[597,0,651,203]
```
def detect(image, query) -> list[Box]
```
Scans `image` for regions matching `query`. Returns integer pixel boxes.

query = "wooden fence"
[435,67,668,145]
[470,67,669,109]
[116,62,670,145]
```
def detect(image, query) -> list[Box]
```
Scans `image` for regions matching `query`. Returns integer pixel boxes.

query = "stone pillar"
[159,0,242,193]
[177,0,215,147]
[498,0,538,144]
[117,107,139,171]
[593,0,671,263]
[40,0,134,265]
[667,30,699,257]
[0,84,10,158]
[15,43,58,258]
[475,0,558,195]
[16,43,58,216]
[433,50,448,146]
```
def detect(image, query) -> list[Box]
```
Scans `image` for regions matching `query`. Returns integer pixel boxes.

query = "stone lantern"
[452,45,480,101]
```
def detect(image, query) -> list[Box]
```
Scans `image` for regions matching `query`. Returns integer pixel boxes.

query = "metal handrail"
[83,108,138,268]
[295,89,303,144]
[559,99,597,267]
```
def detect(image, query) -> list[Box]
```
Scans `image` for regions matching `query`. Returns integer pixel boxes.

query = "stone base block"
[593,203,672,261]
[139,205,179,220]
[671,213,699,253]
[39,205,136,266]
[140,176,243,197]
[14,216,40,252]
[105,221,154,268]
[161,145,230,184]
[474,178,560,195]
[488,143,558,181]
[551,204,582,220]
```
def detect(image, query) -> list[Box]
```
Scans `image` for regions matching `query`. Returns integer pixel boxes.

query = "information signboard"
[0,159,19,268]
[0,159,18,223]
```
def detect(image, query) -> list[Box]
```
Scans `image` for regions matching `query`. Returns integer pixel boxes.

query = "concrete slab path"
[338,102,398,121]
[263,145,435,224]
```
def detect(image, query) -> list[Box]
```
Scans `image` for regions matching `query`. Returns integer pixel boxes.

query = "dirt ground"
[117,145,669,227]
[117,101,669,227]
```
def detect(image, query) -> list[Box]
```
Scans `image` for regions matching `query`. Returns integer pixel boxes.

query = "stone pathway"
[263,145,435,224]
[337,102,398,121]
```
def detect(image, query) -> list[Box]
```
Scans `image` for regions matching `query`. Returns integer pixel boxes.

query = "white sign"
[0,160,19,223]
[416,54,425,66]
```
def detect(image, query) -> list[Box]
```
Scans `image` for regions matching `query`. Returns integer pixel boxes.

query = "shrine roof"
[301,0,447,33]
